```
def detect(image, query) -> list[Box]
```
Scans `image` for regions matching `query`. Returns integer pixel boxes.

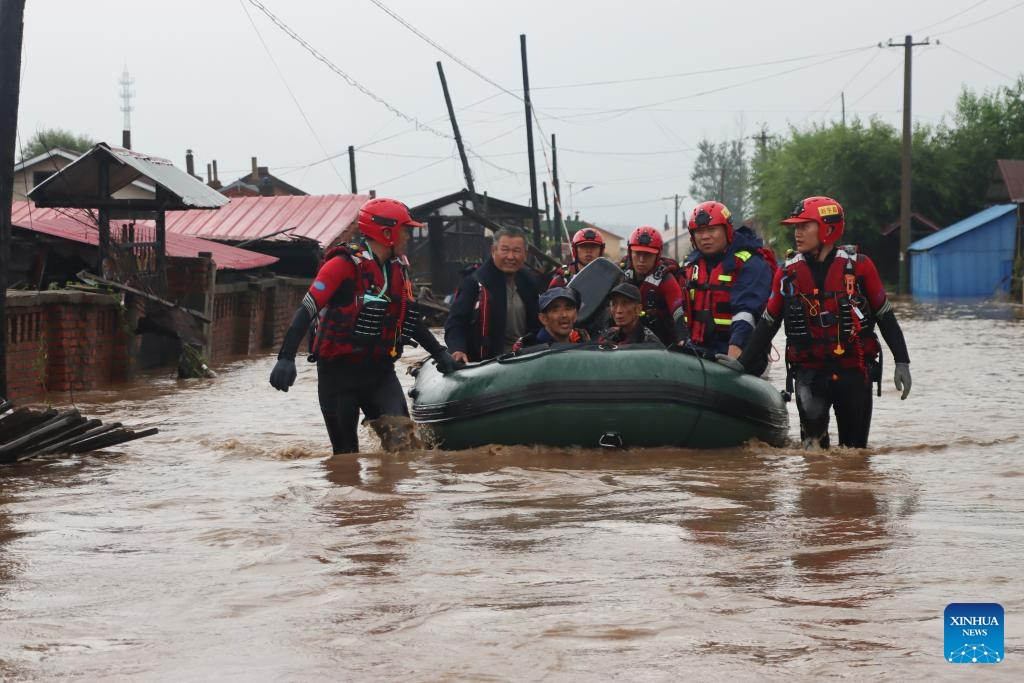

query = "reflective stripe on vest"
[682,250,751,345]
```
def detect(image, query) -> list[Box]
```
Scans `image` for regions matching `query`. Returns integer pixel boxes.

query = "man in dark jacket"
[597,282,661,345]
[680,200,773,374]
[512,287,589,352]
[445,227,541,362]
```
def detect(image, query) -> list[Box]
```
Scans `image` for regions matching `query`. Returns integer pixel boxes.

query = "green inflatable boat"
[410,344,790,449]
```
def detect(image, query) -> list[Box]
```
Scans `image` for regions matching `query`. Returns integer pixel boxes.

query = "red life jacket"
[780,247,881,371]
[681,249,757,346]
[548,262,581,289]
[312,243,411,363]
[622,263,671,332]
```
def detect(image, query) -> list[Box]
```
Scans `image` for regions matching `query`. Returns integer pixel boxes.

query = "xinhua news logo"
[945,603,1003,663]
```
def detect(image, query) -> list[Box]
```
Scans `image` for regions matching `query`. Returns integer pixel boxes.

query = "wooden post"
[437,61,476,207]
[521,34,541,246]
[348,145,357,194]
[0,0,26,398]
[552,134,562,256]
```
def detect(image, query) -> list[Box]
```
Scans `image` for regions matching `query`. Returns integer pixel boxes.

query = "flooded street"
[2,301,1022,680]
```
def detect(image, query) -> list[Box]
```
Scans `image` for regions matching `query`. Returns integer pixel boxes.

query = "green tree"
[926,77,1024,220]
[751,118,901,254]
[19,128,95,161]
[689,138,750,224]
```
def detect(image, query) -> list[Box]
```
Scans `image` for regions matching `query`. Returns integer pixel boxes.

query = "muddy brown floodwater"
[1,301,1022,681]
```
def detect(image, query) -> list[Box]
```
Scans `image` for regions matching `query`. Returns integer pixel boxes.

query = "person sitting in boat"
[548,228,605,288]
[512,287,589,353]
[721,196,912,449]
[268,197,462,454]
[445,227,541,363]
[620,226,689,346]
[597,282,662,346]
[679,200,774,374]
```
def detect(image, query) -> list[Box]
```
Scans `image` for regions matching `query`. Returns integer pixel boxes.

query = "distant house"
[877,213,942,285]
[219,157,307,198]
[13,147,155,201]
[909,204,1020,299]
[409,190,536,294]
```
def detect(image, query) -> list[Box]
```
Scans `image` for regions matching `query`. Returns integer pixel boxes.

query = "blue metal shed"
[909,203,1019,298]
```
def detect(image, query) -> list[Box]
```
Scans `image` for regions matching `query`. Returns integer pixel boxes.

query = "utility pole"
[436,61,476,207]
[0,0,27,398]
[674,193,680,262]
[841,91,846,127]
[552,134,562,258]
[886,34,929,295]
[520,34,541,246]
[542,181,550,227]
[348,145,357,194]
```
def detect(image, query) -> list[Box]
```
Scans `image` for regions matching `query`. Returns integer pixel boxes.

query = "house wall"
[911,211,1017,298]
[4,275,310,404]
[4,291,131,404]
[13,157,71,201]
[209,277,309,363]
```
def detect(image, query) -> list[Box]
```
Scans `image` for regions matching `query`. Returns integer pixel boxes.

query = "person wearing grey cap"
[596,282,661,346]
[512,287,589,353]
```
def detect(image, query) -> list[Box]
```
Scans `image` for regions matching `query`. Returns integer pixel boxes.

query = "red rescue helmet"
[571,228,606,260]
[627,226,663,254]
[688,201,734,243]
[780,196,845,245]
[357,197,423,248]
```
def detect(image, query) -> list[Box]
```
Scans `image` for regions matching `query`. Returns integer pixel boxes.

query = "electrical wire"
[532,44,878,90]
[933,0,1024,36]
[245,0,452,140]
[910,0,992,34]
[239,0,349,191]
[940,40,1016,81]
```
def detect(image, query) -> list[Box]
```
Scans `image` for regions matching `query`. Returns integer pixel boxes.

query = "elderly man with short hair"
[445,227,541,362]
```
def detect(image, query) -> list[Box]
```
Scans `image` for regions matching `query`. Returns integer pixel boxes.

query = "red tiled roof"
[10,201,277,271]
[165,194,370,246]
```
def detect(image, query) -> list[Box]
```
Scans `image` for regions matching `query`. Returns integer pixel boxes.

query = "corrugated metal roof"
[164,194,369,246]
[29,143,228,209]
[996,159,1024,202]
[10,201,277,271]
[908,203,1016,252]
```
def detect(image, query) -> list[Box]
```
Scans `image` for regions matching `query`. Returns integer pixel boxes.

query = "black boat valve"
[598,432,624,449]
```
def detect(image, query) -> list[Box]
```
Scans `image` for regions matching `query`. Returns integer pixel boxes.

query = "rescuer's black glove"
[894,362,911,400]
[269,358,297,392]
[434,350,465,375]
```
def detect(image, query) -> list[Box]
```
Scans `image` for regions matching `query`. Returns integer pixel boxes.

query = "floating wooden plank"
[0,400,157,465]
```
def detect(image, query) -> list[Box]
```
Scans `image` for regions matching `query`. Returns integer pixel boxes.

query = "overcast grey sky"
[16,0,1024,232]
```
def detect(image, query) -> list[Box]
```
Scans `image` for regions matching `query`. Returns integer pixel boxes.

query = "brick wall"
[4,276,312,402]
[208,277,309,363]
[4,291,128,404]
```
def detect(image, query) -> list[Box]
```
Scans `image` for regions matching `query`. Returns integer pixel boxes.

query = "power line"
[933,0,1024,36]
[238,0,349,191]
[532,45,878,90]
[910,0,992,34]
[559,147,693,156]
[540,48,876,122]
[940,40,1016,81]
[245,0,452,140]
[576,196,675,210]
[810,49,883,120]
[245,0,522,178]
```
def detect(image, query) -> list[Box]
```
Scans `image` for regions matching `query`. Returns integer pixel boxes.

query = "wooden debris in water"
[0,399,158,464]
